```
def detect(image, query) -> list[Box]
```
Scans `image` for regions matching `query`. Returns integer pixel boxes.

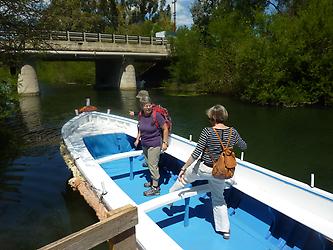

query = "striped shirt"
[191,127,247,167]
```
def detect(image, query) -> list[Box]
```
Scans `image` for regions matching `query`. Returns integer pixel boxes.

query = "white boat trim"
[96,150,144,164]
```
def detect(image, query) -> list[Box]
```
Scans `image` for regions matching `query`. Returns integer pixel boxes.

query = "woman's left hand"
[178,169,187,184]
[162,141,168,151]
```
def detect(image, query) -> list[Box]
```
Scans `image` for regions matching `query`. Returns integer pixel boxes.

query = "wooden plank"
[39,205,138,250]
[109,227,136,250]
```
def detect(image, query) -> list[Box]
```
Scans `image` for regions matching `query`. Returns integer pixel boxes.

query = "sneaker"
[144,182,152,188]
[144,186,160,196]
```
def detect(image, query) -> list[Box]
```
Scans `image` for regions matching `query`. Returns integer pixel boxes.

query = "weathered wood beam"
[38,204,138,250]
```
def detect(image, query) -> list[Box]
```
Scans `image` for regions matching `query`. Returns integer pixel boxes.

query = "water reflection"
[119,89,139,115]
[19,95,42,132]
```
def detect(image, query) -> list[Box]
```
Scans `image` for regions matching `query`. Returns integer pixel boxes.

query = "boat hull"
[61,112,333,249]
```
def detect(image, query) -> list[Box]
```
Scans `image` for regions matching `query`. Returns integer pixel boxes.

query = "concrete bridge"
[18,31,170,95]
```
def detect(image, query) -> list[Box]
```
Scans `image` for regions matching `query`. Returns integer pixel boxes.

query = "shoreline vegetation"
[168,0,333,108]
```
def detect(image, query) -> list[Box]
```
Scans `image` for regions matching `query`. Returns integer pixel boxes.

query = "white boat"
[61,111,333,250]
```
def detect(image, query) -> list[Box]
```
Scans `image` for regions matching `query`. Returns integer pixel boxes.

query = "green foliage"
[240,0,333,106]
[0,0,49,68]
[43,0,117,32]
[197,9,250,94]
[171,0,333,106]
[36,61,95,85]
[117,20,172,36]
[168,27,202,84]
[44,0,173,34]
[191,0,220,35]
[116,1,172,35]
[0,68,18,121]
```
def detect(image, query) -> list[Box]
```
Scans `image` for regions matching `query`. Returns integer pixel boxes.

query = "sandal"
[143,186,160,196]
[222,231,230,240]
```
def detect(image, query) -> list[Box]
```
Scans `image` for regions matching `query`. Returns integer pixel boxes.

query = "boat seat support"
[130,157,134,180]
[184,197,190,227]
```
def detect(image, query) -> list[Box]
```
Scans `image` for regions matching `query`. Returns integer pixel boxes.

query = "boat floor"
[101,157,293,250]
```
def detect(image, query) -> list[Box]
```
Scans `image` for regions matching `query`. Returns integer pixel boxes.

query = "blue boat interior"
[83,133,333,250]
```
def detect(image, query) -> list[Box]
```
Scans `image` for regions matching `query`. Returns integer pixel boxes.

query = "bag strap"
[152,109,159,128]
[206,129,215,163]
[212,127,233,150]
[205,127,231,163]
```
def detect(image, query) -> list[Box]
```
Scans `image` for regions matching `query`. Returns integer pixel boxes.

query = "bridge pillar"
[119,59,136,89]
[17,62,39,96]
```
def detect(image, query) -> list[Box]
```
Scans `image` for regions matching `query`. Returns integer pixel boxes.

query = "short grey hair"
[140,96,152,107]
[206,105,228,123]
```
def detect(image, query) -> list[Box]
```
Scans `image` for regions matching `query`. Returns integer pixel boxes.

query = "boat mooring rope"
[60,141,111,220]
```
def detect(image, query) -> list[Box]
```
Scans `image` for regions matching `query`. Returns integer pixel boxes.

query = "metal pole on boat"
[241,152,244,161]
[75,109,79,116]
[189,134,192,141]
[101,181,106,195]
[310,173,315,188]
[86,97,91,106]
[129,157,134,180]
[184,197,190,227]
[107,109,111,114]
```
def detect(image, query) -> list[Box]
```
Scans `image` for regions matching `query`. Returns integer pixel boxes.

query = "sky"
[166,0,194,27]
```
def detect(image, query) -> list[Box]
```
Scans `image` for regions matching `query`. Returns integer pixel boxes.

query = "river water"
[0,82,332,249]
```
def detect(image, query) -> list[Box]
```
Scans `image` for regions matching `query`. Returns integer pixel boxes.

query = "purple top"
[138,112,166,147]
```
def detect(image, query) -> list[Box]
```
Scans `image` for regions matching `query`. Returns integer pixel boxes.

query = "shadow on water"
[0,82,332,249]
[0,90,107,249]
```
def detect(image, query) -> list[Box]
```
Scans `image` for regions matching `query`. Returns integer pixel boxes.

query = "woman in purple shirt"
[134,96,169,196]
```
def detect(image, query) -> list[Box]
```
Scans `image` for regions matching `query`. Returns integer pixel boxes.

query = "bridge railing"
[47,31,168,46]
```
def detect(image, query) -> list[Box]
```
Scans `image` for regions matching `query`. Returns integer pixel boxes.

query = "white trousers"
[169,160,230,233]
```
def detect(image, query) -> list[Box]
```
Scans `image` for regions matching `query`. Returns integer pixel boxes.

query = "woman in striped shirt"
[169,104,247,240]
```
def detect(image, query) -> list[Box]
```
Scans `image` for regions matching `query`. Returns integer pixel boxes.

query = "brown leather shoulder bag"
[209,127,237,179]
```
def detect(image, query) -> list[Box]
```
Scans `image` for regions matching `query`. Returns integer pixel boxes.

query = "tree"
[171,0,332,106]
[0,0,51,120]
[0,0,49,70]
[117,0,172,35]
[44,0,97,32]
[190,0,220,36]
[169,27,202,84]
[98,0,119,32]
